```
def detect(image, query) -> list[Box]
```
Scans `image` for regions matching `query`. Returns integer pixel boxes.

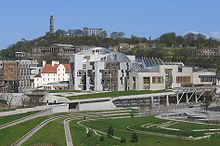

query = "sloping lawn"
[0,116,49,146]
[22,118,66,146]
[68,90,169,100]
[49,90,80,93]
[78,116,220,146]
[0,111,37,126]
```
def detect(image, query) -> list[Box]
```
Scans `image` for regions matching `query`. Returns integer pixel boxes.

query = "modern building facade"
[70,47,135,91]
[130,58,216,90]
[70,48,216,92]
[0,60,40,93]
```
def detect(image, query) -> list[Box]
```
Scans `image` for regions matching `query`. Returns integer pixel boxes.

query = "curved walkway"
[0,110,52,130]
[64,119,74,146]
[11,116,62,146]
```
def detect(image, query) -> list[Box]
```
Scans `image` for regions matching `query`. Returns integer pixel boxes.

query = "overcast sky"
[0,0,220,49]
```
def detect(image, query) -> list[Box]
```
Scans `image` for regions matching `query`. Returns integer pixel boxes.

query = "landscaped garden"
[22,118,66,146]
[70,115,220,146]
[0,111,37,126]
[0,116,49,146]
[68,89,169,100]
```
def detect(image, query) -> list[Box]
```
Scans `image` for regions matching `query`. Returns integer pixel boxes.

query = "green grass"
[75,116,220,146]
[22,118,66,146]
[48,90,81,93]
[68,89,168,100]
[0,116,49,146]
[0,111,37,126]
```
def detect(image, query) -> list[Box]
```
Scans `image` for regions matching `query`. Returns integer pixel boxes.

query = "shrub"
[120,137,126,143]
[130,132,138,143]
[100,135,104,141]
[86,129,93,137]
[107,126,114,138]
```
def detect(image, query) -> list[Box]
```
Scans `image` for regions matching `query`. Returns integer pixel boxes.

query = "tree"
[120,137,126,143]
[130,132,138,143]
[73,29,83,36]
[55,29,67,36]
[100,135,104,141]
[159,32,176,47]
[0,93,13,109]
[203,93,212,114]
[67,29,75,36]
[86,129,93,137]
[100,31,108,38]
[110,32,125,38]
[107,126,114,138]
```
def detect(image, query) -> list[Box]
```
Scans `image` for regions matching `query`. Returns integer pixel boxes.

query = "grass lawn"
[0,116,49,146]
[75,116,220,146]
[22,118,66,146]
[49,90,81,93]
[0,111,37,126]
[68,89,169,100]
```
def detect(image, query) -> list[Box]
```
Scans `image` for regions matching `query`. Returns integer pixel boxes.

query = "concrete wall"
[78,100,116,111]
[51,104,69,113]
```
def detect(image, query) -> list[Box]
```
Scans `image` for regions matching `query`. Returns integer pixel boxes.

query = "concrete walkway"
[0,111,52,130]
[64,119,74,146]
[11,116,61,146]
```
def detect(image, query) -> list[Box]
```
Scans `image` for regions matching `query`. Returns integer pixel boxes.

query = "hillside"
[1,32,220,75]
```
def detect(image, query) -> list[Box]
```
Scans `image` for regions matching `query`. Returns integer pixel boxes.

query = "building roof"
[100,52,131,62]
[42,64,70,73]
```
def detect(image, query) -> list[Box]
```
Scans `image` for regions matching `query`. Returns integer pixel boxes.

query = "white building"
[129,58,216,90]
[34,61,70,90]
[69,47,135,91]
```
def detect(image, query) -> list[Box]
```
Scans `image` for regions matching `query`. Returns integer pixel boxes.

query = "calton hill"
[1,31,220,75]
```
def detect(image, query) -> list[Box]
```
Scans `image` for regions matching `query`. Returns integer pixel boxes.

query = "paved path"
[11,116,61,146]
[64,119,74,146]
[0,110,52,130]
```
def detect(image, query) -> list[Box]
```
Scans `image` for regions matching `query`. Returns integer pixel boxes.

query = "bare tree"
[0,93,13,109]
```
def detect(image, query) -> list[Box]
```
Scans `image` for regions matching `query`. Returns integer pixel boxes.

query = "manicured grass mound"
[75,116,220,146]
[22,118,66,146]
[0,116,49,146]
[0,111,37,126]
[68,89,168,100]
[48,90,81,93]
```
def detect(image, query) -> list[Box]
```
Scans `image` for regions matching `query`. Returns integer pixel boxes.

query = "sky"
[0,0,220,49]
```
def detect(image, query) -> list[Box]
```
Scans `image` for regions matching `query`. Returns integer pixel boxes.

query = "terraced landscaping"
[68,89,169,100]
[22,118,67,146]
[1,109,220,146]
[0,116,49,146]
[77,116,220,146]
[0,111,37,126]
[49,90,81,93]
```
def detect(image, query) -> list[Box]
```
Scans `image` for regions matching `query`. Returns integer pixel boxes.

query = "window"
[176,76,191,83]
[143,77,150,84]
[152,77,156,83]
[82,64,86,69]
[152,76,163,84]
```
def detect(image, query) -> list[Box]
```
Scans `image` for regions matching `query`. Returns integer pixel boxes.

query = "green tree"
[107,126,114,138]
[130,132,138,143]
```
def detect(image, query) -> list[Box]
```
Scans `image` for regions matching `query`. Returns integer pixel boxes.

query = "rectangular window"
[152,77,156,83]
[143,77,150,84]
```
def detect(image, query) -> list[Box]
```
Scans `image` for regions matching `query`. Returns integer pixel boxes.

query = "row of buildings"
[69,47,217,91]
[1,47,217,93]
[0,60,40,92]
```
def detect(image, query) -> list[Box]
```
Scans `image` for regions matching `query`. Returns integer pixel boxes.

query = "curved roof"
[101,52,131,62]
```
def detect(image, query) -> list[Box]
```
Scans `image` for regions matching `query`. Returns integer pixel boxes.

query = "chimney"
[52,61,59,66]
[42,61,46,67]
